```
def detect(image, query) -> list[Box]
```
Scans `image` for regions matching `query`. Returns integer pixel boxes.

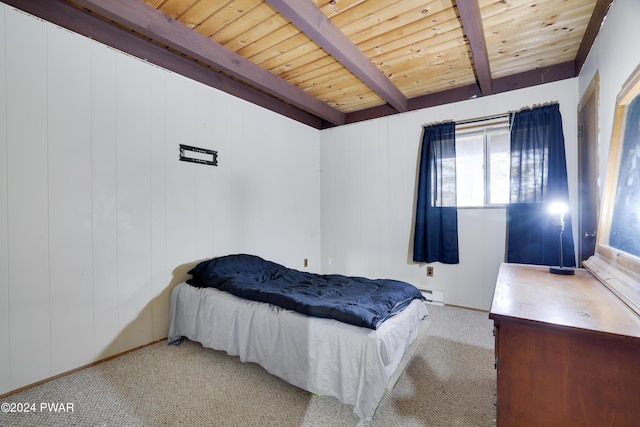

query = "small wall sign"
[179,144,218,166]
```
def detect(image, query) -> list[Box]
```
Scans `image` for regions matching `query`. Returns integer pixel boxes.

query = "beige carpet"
[0,305,496,427]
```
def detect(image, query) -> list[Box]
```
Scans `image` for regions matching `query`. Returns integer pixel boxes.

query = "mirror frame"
[583,64,640,316]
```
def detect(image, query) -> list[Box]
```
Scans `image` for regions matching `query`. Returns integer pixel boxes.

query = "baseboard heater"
[419,289,445,306]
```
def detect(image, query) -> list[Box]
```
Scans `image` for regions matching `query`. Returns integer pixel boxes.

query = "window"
[455,119,510,207]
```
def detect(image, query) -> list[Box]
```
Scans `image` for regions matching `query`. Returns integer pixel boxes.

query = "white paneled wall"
[0,4,9,393]
[91,41,120,359]
[5,7,51,389]
[116,52,154,353]
[321,80,579,310]
[0,6,320,394]
[47,24,94,376]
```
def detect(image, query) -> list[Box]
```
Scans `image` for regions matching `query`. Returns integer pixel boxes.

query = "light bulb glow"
[549,201,568,216]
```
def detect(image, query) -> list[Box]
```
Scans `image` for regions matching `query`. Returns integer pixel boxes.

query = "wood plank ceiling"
[3,0,613,129]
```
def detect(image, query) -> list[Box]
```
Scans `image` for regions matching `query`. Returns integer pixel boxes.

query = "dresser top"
[490,263,640,340]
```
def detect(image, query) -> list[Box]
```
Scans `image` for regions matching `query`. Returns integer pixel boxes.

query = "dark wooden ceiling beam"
[456,0,493,96]
[264,0,409,113]
[492,61,576,93]
[67,0,345,125]
[574,0,615,73]
[338,61,576,127]
[2,0,325,128]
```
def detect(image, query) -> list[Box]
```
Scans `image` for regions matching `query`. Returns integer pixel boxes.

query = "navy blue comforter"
[187,254,425,330]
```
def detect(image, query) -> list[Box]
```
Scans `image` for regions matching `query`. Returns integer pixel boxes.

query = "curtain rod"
[422,101,559,128]
[455,113,509,126]
[422,114,506,128]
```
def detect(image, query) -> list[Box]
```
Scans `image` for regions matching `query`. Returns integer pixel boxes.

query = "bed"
[168,254,429,423]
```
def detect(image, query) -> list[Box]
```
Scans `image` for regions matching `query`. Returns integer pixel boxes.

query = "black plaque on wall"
[179,144,218,166]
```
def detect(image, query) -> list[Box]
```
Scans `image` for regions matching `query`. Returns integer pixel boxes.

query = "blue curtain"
[507,104,576,267]
[413,122,459,264]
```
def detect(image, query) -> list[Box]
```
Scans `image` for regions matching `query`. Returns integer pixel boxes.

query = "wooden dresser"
[489,263,640,426]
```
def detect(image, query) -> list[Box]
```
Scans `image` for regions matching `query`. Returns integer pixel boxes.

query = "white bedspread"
[168,282,428,422]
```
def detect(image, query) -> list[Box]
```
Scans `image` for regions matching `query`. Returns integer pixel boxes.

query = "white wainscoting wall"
[0,5,321,394]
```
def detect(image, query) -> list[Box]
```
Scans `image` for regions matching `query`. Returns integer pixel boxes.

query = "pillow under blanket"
[187,254,425,330]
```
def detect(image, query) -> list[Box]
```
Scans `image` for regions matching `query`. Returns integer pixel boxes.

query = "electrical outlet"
[327,257,332,265]
[427,266,434,277]
[304,258,308,267]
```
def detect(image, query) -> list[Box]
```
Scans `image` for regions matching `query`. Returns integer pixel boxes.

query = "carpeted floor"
[0,305,496,427]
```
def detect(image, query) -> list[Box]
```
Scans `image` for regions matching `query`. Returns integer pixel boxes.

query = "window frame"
[455,118,510,208]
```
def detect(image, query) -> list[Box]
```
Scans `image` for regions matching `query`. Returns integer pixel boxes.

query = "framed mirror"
[584,64,640,316]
